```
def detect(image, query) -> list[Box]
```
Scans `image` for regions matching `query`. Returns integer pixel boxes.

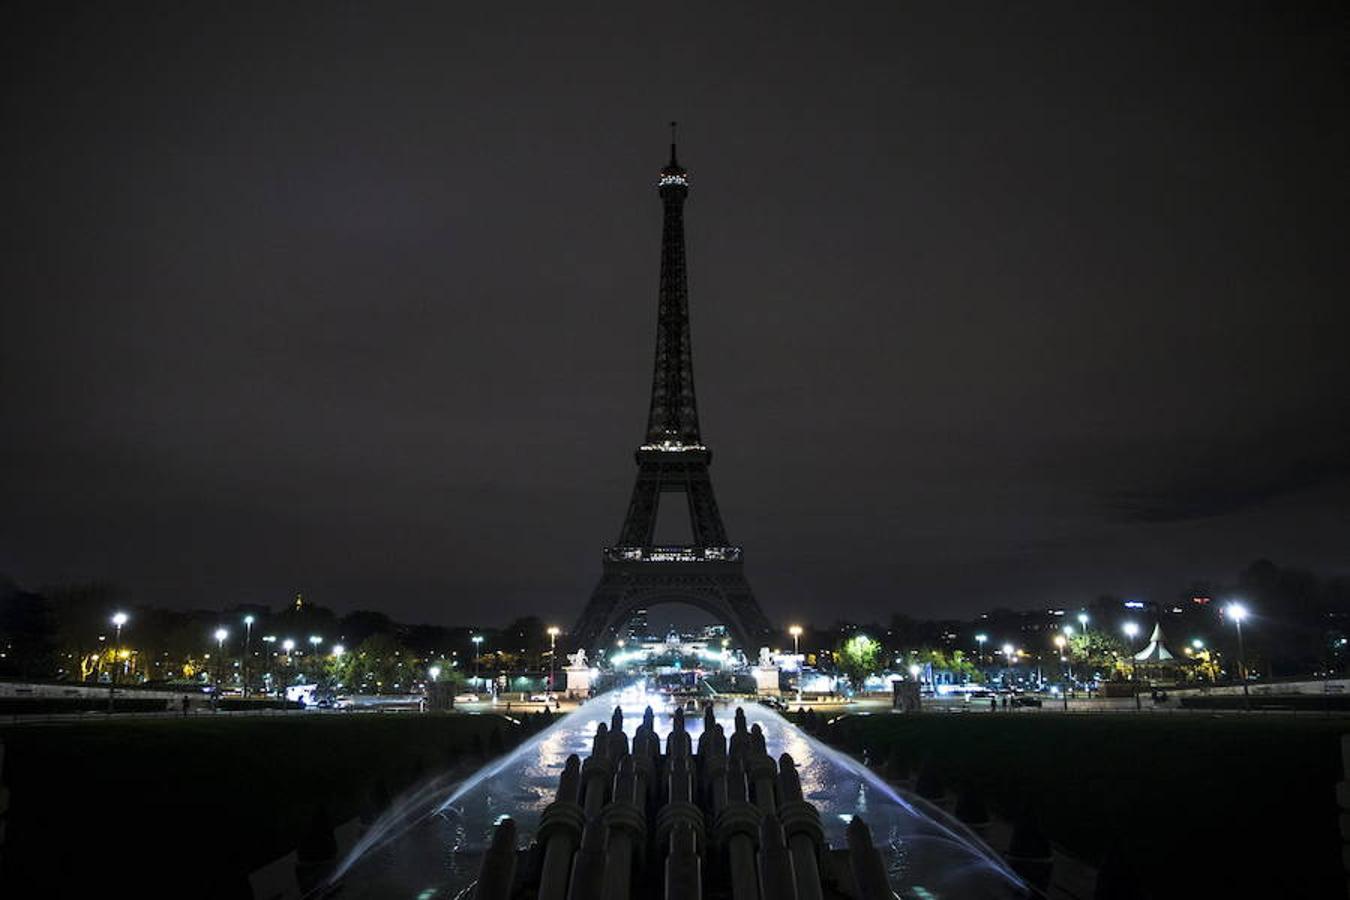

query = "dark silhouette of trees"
[0,583,58,678]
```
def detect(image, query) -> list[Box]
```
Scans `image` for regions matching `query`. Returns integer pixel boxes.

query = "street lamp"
[547,626,561,696]
[332,644,344,658]
[1078,613,1089,637]
[108,612,130,711]
[111,611,129,676]
[262,636,277,695]
[1122,622,1141,710]
[1226,602,1250,710]
[472,635,484,688]
[429,665,441,681]
[242,615,255,697]
[214,628,229,703]
[1053,633,1070,709]
[975,633,987,664]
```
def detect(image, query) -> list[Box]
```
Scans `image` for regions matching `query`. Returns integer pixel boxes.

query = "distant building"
[623,608,650,642]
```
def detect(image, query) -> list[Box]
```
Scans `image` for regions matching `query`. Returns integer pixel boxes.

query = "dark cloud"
[1107,421,1350,523]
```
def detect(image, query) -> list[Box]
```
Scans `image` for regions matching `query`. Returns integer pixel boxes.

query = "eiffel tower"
[570,132,774,653]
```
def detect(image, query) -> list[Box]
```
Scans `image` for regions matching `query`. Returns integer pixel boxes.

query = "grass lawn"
[817,712,1347,900]
[0,712,514,898]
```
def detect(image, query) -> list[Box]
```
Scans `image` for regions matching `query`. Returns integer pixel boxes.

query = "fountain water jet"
[328,687,1026,898]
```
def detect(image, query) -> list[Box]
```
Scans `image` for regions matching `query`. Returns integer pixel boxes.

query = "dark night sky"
[2,3,1347,627]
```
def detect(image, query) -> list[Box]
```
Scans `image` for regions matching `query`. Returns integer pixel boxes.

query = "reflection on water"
[330,686,1024,899]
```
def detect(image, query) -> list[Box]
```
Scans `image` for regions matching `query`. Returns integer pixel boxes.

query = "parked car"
[529,693,555,703]
[1010,695,1042,708]
[454,693,480,703]
[757,696,787,711]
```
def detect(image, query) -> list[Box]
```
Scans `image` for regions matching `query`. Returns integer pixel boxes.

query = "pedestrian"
[989,697,996,712]
[181,694,190,716]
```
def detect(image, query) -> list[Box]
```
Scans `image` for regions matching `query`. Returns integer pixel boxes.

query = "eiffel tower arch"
[570,132,774,654]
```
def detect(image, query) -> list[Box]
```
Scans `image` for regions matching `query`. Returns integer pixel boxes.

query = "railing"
[604,545,743,563]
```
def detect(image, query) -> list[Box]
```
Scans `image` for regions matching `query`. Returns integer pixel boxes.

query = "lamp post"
[262,636,276,695]
[547,626,561,696]
[472,635,484,689]
[1053,634,1069,709]
[1226,602,1250,710]
[109,612,129,712]
[214,628,229,707]
[308,635,322,685]
[975,633,987,664]
[242,615,254,697]
[1122,622,1141,710]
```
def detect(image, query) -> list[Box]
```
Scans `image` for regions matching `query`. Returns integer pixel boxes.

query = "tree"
[1068,631,1127,670]
[836,634,882,687]
[346,634,414,693]
[339,610,396,647]
[0,587,58,678]
[912,648,983,683]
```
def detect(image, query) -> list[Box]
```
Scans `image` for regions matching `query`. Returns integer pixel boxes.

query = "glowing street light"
[281,638,295,654]
[472,635,484,687]
[1122,622,1141,709]
[547,626,561,695]
[1192,639,1204,649]
[332,644,345,658]
[213,628,229,699]
[111,611,129,677]
[107,611,131,711]
[1078,612,1089,634]
[1053,633,1071,687]
[1226,602,1250,709]
[428,665,441,681]
[308,635,322,650]
[242,615,255,697]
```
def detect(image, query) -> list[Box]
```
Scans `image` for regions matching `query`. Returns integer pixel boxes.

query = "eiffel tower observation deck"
[571,130,773,653]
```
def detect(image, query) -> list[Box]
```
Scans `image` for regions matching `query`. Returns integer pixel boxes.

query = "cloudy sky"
[2,2,1346,627]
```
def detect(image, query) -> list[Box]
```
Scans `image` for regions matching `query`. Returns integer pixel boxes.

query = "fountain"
[327,686,1026,898]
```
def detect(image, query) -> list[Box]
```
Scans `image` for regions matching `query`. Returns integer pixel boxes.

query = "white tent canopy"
[1133,622,1181,662]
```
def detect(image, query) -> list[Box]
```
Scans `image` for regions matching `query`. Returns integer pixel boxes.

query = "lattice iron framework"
[572,132,773,653]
